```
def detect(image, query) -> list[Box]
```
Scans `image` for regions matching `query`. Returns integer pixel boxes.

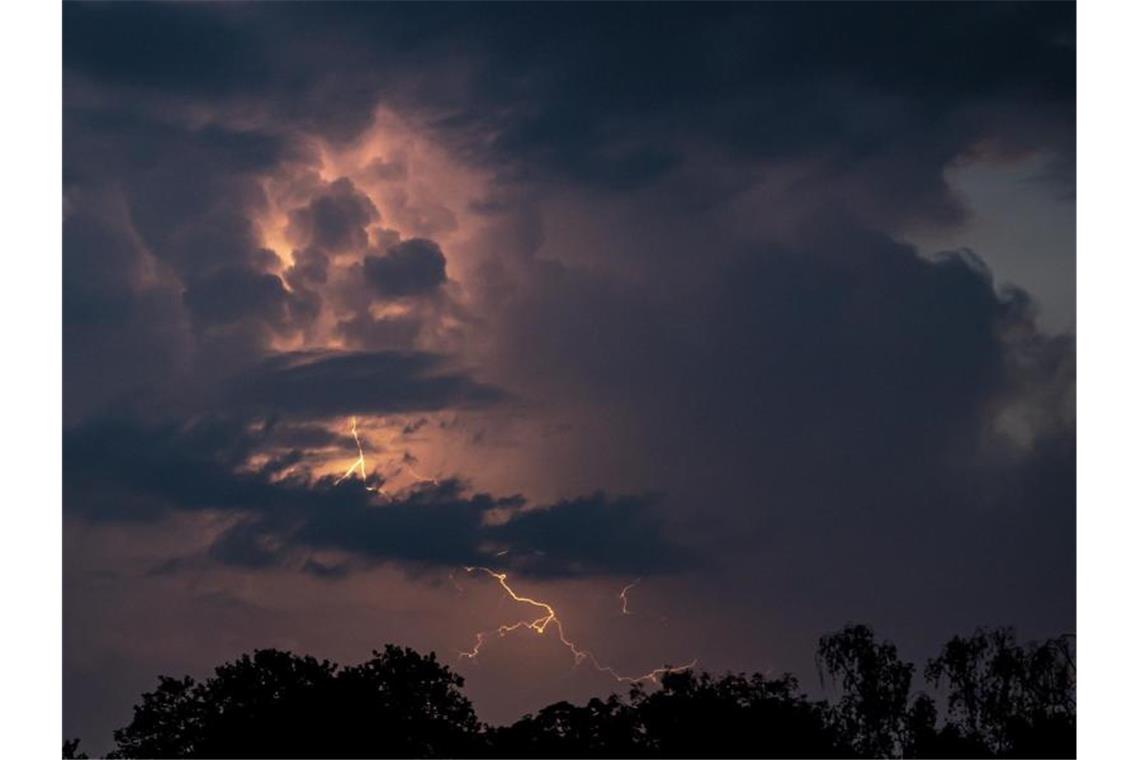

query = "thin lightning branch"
[400,452,439,486]
[619,578,641,615]
[458,567,696,685]
[404,464,438,485]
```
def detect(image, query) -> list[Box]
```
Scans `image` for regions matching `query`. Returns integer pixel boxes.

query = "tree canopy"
[66,625,1075,759]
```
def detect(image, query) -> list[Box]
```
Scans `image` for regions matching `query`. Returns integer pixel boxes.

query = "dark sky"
[63,2,1075,751]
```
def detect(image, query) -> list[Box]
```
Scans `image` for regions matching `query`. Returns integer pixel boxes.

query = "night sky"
[63,2,1075,752]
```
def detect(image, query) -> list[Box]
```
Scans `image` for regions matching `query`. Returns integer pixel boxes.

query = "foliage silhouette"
[489,671,845,758]
[627,670,845,758]
[62,738,88,759]
[925,628,1076,758]
[107,646,479,758]
[818,624,915,757]
[82,625,1074,759]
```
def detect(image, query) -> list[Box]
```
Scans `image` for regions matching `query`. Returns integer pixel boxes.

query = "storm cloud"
[63,2,1074,751]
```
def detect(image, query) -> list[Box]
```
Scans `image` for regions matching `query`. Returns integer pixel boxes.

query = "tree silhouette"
[926,628,1075,758]
[902,693,991,759]
[630,670,846,758]
[817,624,915,757]
[488,695,643,758]
[108,646,480,758]
[78,626,1074,759]
[491,670,844,758]
[62,738,88,759]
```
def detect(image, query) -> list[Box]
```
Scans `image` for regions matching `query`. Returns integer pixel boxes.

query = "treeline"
[64,624,1075,759]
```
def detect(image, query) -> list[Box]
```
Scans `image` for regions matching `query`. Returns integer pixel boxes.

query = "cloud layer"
[64,415,683,578]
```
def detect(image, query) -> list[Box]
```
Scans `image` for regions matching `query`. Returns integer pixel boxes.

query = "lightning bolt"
[619,578,641,615]
[334,416,440,491]
[334,416,368,484]
[329,419,693,685]
[458,567,695,685]
[334,417,389,499]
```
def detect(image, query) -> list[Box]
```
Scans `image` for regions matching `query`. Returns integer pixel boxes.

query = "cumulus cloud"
[363,238,448,298]
[287,177,379,254]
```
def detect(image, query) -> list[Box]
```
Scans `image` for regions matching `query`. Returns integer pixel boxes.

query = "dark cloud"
[334,313,422,351]
[64,2,383,141]
[65,415,272,523]
[62,103,311,415]
[285,246,331,289]
[497,219,1062,446]
[484,216,1074,615]
[62,203,191,424]
[63,211,144,327]
[228,350,504,419]
[64,3,1073,203]
[64,416,684,578]
[182,266,292,330]
[64,110,291,281]
[287,178,379,254]
[63,3,269,96]
[443,2,1073,202]
[363,238,448,298]
[490,493,686,577]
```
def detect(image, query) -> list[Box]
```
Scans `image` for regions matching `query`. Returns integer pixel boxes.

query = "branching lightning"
[329,419,694,686]
[334,416,389,499]
[333,416,440,495]
[458,567,695,685]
